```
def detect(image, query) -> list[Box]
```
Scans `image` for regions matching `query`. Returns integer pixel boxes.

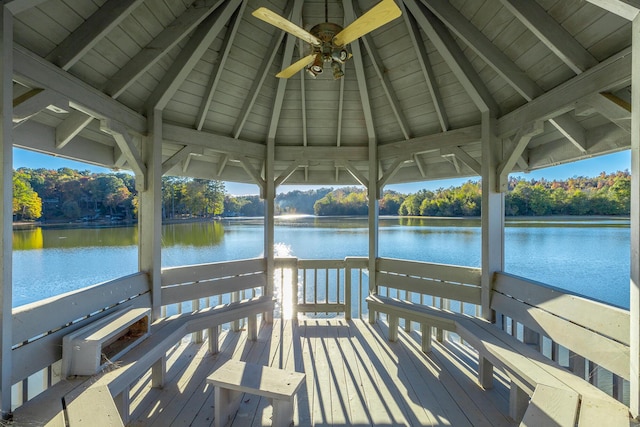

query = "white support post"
[631,13,640,419]
[0,6,13,418]
[367,138,379,324]
[264,138,275,324]
[481,111,505,321]
[140,109,163,320]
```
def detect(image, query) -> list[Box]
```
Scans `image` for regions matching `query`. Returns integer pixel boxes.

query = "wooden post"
[481,111,504,321]
[0,6,13,418]
[631,12,640,418]
[367,143,379,324]
[140,109,163,320]
[264,138,275,324]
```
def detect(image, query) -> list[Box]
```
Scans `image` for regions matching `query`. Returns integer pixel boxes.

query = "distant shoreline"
[13,214,629,230]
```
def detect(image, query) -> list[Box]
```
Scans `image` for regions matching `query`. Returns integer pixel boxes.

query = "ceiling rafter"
[549,115,587,154]
[422,0,541,101]
[106,0,226,99]
[12,88,68,124]
[343,0,376,142]
[440,146,481,175]
[147,0,242,112]
[161,145,203,175]
[232,1,295,139]
[337,65,346,147]
[403,0,498,114]
[195,1,246,131]
[266,0,304,142]
[353,2,411,140]
[577,93,631,133]
[402,2,448,132]
[47,0,145,71]
[56,110,93,149]
[498,0,598,74]
[585,0,640,20]
[338,159,369,188]
[299,40,309,147]
[497,47,631,137]
[5,0,48,14]
[421,0,587,157]
[498,121,544,191]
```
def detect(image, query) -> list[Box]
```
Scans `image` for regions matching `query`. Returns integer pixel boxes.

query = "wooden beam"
[275,146,368,162]
[499,0,598,74]
[13,45,147,133]
[12,88,68,123]
[5,0,47,14]
[163,123,266,160]
[147,0,241,112]
[299,41,309,147]
[337,159,369,188]
[586,0,640,20]
[379,156,409,188]
[100,119,147,189]
[55,110,93,149]
[497,121,544,191]
[195,1,244,130]
[579,93,631,133]
[402,3,448,131]
[234,155,266,189]
[0,6,13,416]
[275,160,304,187]
[441,146,481,175]
[344,0,376,140]
[497,47,632,137]
[233,1,293,139]
[549,114,587,153]
[47,0,145,70]
[106,0,225,99]
[161,145,203,175]
[403,0,498,114]
[413,153,426,177]
[379,124,481,159]
[266,1,303,142]
[354,3,410,139]
[424,0,542,101]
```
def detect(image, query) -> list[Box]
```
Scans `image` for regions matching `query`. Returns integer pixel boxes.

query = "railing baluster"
[345,263,352,320]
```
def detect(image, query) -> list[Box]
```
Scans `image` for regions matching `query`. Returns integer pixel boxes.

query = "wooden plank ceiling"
[8,0,633,189]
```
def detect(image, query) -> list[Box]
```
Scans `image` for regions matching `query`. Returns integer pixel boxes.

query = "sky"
[13,147,631,196]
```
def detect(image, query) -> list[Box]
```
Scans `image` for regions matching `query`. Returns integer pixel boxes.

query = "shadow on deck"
[127,318,515,427]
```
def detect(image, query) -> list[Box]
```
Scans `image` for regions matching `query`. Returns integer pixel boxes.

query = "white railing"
[10,273,150,410]
[274,256,369,319]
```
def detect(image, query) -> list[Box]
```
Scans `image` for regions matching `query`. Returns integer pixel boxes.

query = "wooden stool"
[207,360,305,427]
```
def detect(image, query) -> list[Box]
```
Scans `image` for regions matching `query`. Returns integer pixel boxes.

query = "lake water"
[12,216,630,309]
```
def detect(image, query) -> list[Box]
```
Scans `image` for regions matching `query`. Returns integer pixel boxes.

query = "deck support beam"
[264,138,275,324]
[0,5,12,418]
[629,12,640,420]
[140,109,163,320]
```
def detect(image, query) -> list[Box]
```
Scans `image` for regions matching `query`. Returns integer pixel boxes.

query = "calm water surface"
[12,216,630,309]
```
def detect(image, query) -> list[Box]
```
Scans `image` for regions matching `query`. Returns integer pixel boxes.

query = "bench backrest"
[161,257,267,306]
[492,272,630,381]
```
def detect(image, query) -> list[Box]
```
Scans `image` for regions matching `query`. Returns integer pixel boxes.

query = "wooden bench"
[15,295,274,426]
[62,306,151,377]
[366,294,631,426]
[207,359,305,427]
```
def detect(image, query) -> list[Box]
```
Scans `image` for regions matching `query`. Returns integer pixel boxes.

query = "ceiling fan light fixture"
[331,61,344,79]
[332,48,349,63]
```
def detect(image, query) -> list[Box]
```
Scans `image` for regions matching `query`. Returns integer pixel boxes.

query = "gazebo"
[1,0,639,425]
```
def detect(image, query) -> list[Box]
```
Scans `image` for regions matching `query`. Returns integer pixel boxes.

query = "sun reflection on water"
[274,243,295,319]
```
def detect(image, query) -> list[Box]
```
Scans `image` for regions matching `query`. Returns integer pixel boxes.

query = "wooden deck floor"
[127,318,516,427]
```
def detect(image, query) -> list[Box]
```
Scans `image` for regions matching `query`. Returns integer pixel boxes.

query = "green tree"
[13,172,42,220]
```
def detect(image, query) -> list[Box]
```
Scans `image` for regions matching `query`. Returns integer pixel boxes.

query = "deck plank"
[117,318,521,426]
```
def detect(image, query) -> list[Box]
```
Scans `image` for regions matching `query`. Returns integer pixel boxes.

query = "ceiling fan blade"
[333,0,402,47]
[276,54,317,79]
[252,7,321,46]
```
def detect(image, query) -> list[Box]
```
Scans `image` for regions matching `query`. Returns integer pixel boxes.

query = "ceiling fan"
[252,0,401,79]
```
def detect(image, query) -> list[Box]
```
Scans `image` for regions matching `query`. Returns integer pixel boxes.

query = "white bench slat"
[577,396,630,427]
[207,359,305,402]
[520,384,579,427]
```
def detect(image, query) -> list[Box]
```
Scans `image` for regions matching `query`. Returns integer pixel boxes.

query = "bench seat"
[15,295,274,426]
[366,294,631,426]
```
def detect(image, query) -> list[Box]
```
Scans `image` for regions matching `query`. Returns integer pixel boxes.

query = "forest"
[12,167,631,222]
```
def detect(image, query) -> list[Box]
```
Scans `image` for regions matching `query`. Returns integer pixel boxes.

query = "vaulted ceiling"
[8,0,634,189]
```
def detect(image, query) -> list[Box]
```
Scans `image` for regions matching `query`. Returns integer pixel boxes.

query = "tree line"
[13,168,225,222]
[13,167,631,222]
